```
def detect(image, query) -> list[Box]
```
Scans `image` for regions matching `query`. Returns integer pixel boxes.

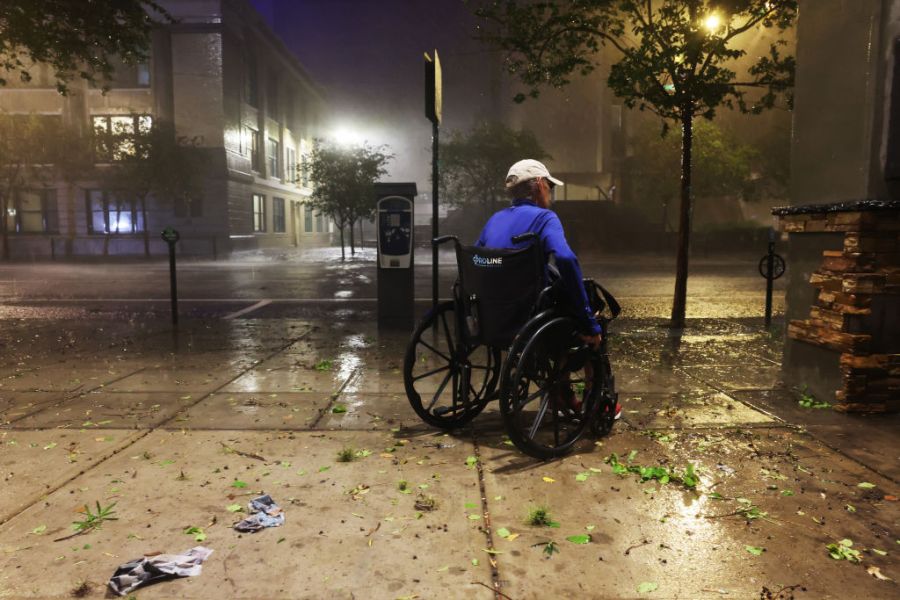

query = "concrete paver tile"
[222,366,352,394]
[620,391,774,428]
[679,364,784,391]
[8,392,196,430]
[319,392,421,431]
[477,428,899,599]
[0,429,143,524]
[172,392,329,430]
[0,391,64,425]
[0,430,497,599]
[104,368,237,393]
[0,367,137,393]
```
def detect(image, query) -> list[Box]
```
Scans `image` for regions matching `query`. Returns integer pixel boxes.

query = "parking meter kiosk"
[375,183,417,327]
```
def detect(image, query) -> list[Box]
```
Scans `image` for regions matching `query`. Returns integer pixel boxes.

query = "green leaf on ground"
[872,549,887,556]
[465,456,478,468]
[845,504,856,513]
[707,492,725,500]
[575,472,590,482]
[184,526,206,542]
[314,359,333,371]
[781,490,794,496]
[31,525,46,535]
[566,534,591,544]
[331,404,347,414]
[226,504,243,513]
[468,514,481,521]
[627,449,638,463]
[496,527,511,538]
[745,545,764,556]
[231,480,247,488]
[637,582,658,593]
[857,482,876,489]
[827,539,861,563]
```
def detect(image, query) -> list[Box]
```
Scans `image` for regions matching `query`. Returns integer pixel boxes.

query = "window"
[104,57,151,88]
[272,198,285,232]
[86,190,145,234]
[285,146,297,184]
[92,114,151,160]
[304,204,313,232]
[315,212,324,233]
[252,194,266,232]
[6,190,57,233]
[266,137,279,178]
[248,128,260,171]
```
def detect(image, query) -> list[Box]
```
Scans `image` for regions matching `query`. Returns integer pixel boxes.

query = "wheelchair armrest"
[511,232,538,245]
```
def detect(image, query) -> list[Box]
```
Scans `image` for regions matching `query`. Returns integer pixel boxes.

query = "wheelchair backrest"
[455,242,545,347]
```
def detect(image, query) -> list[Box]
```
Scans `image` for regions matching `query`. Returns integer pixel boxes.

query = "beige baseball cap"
[505,159,564,188]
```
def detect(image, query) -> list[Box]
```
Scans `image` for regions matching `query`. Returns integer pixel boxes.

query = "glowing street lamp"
[331,125,364,146]
[703,13,723,33]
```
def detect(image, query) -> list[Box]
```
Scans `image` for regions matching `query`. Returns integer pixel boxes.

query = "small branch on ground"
[219,442,267,462]
[471,581,515,600]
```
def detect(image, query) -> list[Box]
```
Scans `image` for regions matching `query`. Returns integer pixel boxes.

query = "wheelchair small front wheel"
[500,316,593,459]
[403,301,500,430]
[589,354,617,438]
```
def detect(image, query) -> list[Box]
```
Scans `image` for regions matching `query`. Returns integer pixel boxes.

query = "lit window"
[304,204,313,232]
[267,137,279,178]
[248,128,261,171]
[285,146,297,184]
[86,190,145,234]
[252,194,266,232]
[92,114,152,161]
[273,197,285,232]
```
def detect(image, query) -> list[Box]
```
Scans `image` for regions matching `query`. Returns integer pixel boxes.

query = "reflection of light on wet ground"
[337,334,364,392]
[334,290,354,299]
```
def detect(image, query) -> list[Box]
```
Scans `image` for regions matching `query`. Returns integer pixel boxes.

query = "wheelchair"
[402,233,621,459]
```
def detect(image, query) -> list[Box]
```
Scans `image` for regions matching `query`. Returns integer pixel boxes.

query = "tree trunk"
[0,196,8,261]
[349,218,356,255]
[339,223,345,261]
[670,102,694,330]
[358,219,364,247]
[141,195,150,257]
[65,183,76,257]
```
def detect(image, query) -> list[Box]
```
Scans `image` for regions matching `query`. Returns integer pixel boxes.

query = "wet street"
[0,249,897,599]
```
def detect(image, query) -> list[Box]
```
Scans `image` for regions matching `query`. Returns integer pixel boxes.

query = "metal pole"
[432,120,439,310]
[168,241,179,325]
[764,229,774,329]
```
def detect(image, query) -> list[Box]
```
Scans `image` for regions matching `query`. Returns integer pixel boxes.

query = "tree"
[627,116,757,230]
[305,140,392,261]
[473,0,796,328]
[102,118,206,256]
[440,121,549,218]
[0,114,55,260]
[0,0,172,94]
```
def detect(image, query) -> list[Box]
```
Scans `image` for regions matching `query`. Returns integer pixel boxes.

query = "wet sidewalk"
[0,312,897,599]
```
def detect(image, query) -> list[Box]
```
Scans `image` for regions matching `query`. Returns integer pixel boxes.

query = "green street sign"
[161,227,180,244]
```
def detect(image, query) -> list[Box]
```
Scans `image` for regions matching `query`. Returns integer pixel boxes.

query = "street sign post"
[759,228,786,328]
[161,227,180,325]
[425,50,442,311]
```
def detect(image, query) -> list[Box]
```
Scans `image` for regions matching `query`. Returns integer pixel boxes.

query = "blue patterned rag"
[233,494,285,532]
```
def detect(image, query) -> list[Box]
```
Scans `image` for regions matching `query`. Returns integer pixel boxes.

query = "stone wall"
[775,201,900,412]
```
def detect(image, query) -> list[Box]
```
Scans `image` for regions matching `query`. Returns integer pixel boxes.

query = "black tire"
[589,353,617,438]
[403,301,500,430]
[499,316,594,459]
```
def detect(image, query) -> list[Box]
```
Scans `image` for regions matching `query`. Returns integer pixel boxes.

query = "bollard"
[161,227,180,325]
[758,228,786,328]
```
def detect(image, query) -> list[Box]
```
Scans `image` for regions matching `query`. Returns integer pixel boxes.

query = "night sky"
[251,0,506,190]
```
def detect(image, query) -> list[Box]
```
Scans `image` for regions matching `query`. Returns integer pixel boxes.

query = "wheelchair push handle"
[511,232,539,245]
[432,235,460,249]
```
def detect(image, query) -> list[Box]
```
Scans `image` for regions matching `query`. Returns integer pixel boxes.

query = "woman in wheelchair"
[403,159,621,459]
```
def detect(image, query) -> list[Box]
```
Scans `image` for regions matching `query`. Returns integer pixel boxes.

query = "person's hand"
[580,332,602,349]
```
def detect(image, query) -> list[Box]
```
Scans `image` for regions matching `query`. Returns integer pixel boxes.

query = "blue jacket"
[476,198,601,335]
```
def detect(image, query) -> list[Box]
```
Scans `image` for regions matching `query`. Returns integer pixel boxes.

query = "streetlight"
[703,13,723,33]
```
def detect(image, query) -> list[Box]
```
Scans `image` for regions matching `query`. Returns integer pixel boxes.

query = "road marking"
[223,299,272,320]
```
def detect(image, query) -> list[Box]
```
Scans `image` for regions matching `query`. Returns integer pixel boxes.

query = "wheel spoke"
[527,393,550,441]
[418,339,451,363]
[426,370,453,411]
[440,311,454,356]
[413,365,450,381]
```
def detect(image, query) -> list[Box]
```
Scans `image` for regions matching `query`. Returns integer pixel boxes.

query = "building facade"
[0,0,332,259]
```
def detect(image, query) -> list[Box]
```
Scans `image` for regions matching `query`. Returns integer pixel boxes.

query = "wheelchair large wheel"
[404,301,501,430]
[589,353,617,438]
[500,316,595,459]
